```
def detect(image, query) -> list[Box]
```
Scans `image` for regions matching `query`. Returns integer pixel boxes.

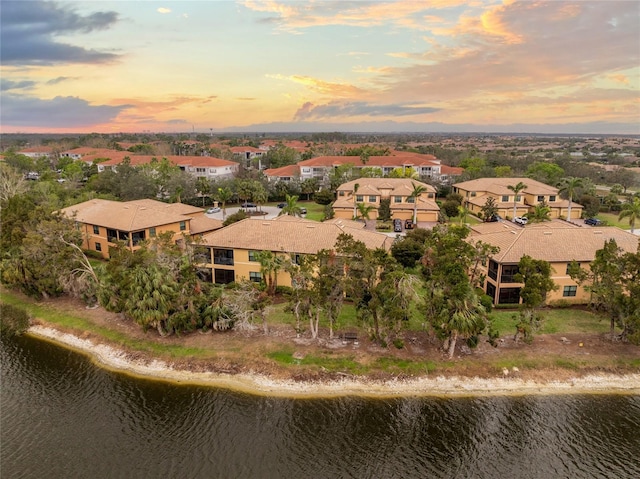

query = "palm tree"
[215,187,233,220]
[619,197,640,233]
[507,181,527,220]
[408,182,428,224]
[255,250,285,296]
[529,201,551,223]
[352,183,360,219]
[278,194,303,217]
[355,202,376,226]
[558,177,583,221]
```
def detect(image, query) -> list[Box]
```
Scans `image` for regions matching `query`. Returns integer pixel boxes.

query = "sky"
[1,0,639,134]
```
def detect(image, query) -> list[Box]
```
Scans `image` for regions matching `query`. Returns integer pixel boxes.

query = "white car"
[513,216,528,225]
[206,207,221,214]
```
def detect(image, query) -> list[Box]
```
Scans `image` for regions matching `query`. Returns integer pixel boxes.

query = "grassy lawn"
[489,307,611,336]
[298,200,326,221]
[595,211,631,229]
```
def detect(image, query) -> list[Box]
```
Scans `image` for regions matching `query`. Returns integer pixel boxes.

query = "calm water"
[2,334,640,479]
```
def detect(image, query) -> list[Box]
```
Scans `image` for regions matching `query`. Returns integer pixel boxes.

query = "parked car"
[241,202,256,208]
[393,218,403,233]
[300,208,307,214]
[404,219,414,229]
[276,203,286,208]
[485,214,501,222]
[584,218,603,226]
[513,216,528,225]
[206,207,220,214]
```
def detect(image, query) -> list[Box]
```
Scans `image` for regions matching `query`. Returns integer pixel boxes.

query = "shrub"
[223,210,248,226]
[393,338,404,349]
[314,189,335,205]
[0,303,31,337]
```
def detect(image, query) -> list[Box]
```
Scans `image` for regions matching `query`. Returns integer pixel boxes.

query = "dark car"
[485,214,501,222]
[277,203,286,208]
[393,219,403,233]
[404,219,414,229]
[584,218,603,226]
[241,202,256,208]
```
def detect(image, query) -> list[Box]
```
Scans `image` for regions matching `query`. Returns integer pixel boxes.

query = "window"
[563,286,577,297]
[292,254,302,265]
[131,231,145,246]
[248,250,258,262]
[394,196,402,203]
[515,195,521,202]
[549,195,556,202]
[428,193,434,199]
[209,168,216,173]
[500,264,520,283]
[498,287,521,304]
[118,231,129,242]
[95,242,102,252]
[93,225,100,234]
[214,248,234,265]
[502,195,509,202]
[407,197,415,203]
[214,268,235,284]
[249,272,262,283]
[368,196,376,203]
[339,191,345,196]
[470,191,477,197]
[356,195,363,202]
[488,260,499,280]
[196,168,206,173]
[486,283,496,303]
[179,221,186,231]
[149,227,156,238]
[107,228,117,242]
[537,195,545,202]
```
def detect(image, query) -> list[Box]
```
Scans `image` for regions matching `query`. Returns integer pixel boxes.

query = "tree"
[507,181,527,220]
[526,161,565,185]
[195,177,211,206]
[619,197,640,233]
[479,196,499,221]
[255,250,285,296]
[408,182,428,224]
[310,249,344,339]
[378,197,391,222]
[355,202,376,226]
[352,183,360,218]
[300,178,318,200]
[558,177,583,221]
[215,186,234,219]
[528,201,551,223]
[278,194,303,217]
[513,256,557,343]
[0,164,27,202]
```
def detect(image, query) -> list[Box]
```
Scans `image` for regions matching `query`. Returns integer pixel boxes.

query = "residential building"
[59,198,222,259]
[197,215,393,285]
[452,177,584,220]
[95,155,238,180]
[333,178,440,223]
[469,220,639,305]
[263,164,300,182]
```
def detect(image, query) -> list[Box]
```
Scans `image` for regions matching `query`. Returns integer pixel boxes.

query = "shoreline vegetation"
[4,290,639,398]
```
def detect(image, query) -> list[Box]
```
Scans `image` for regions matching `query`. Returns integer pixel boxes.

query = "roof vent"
[543,231,552,235]
[306,225,316,228]
[262,223,270,226]
[593,230,603,234]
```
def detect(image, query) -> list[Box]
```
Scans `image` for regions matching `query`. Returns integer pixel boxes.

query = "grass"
[298,200,326,221]
[489,308,610,336]
[595,211,632,229]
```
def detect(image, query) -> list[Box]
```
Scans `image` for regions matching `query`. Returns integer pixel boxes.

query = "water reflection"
[2,335,639,479]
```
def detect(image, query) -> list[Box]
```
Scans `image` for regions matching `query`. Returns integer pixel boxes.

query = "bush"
[442,200,460,218]
[393,338,404,349]
[0,303,31,337]
[275,285,293,296]
[314,189,335,205]
[223,210,248,226]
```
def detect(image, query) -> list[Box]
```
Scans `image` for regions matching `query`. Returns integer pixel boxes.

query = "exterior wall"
[203,248,295,287]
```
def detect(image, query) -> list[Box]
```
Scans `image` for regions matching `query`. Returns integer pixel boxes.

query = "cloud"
[157,8,172,14]
[294,101,440,120]
[47,76,77,85]
[1,94,130,128]
[268,74,364,96]
[1,79,37,91]
[0,1,120,65]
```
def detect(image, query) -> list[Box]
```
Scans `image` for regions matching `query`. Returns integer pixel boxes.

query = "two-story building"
[332,178,440,223]
[469,220,639,305]
[197,215,393,285]
[452,177,584,220]
[59,199,222,259]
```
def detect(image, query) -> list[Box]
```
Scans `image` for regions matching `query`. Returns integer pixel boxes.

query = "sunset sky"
[1,0,639,134]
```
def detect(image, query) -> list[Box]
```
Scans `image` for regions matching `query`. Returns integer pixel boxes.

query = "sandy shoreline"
[27,325,640,398]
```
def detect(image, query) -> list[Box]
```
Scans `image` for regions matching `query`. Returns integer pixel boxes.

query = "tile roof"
[200,218,393,254]
[189,216,223,235]
[338,178,437,193]
[298,154,439,168]
[263,164,300,177]
[60,199,193,231]
[453,177,559,195]
[471,225,638,263]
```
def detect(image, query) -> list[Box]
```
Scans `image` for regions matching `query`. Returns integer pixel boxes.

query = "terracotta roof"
[264,164,300,177]
[453,177,558,195]
[338,178,437,194]
[189,216,223,235]
[60,199,192,231]
[471,225,638,263]
[128,199,204,216]
[97,155,237,168]
[200,218,393,254]
[298,154,439,168]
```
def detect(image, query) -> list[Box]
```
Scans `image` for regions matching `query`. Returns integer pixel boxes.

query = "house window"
[488,260,499,280]
[563,286,577,297]
[356,195,363,202]
[118,231,129,242]
[537,195,545,202]
[210,168,216,173]
[131,231,145,246]
[486,282,496,303]
[249,272,262,283]
[179,221,186,231]
[407,197,415,203]
[95,242,102,252]
[214,248,234,265]
[394,196,402,203]
[470,192,477,197]
[369,196,376,203]
[149,227,156,238]
[196,168,206,173]
[427,193,434,199]
[107,228,117,242]
[292,254,302,265]
[93,225,100,234]
[214,268,235,285]
[502,195,509,202]
[339,191,345,196]
[515,195,521,202]
[248,250,258,262]
[549,195,556,202]
[500,264,520,283]
[498,287,521,304]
